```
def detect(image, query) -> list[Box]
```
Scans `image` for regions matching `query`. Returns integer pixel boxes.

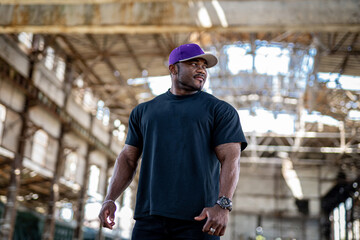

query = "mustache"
[194,73,206,79]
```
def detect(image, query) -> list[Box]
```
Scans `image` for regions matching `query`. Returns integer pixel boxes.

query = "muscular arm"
[195,142,241,236]
[216,142,241,199]
[98,144,142,229]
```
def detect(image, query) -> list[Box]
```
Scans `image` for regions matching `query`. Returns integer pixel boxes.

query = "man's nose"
[196,65,206,74]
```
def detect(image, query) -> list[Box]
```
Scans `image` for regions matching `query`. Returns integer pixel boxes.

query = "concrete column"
[97,158,111,240]
[0,34,41,239]
[73,145,93,240]
[0,100,29,240]
[42,124,66,240]
[318,166,323,240]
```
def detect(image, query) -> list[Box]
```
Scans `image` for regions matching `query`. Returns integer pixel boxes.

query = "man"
[98,43,247,239]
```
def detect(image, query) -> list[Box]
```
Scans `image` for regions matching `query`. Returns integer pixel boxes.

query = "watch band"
[216,196,232,212]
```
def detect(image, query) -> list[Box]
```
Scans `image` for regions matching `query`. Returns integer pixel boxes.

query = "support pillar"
[97,158,111,240]
[0,99,29,239]
[42,124,67,240]
[42,56,73,240]
[73,145,93,240]
[0,34,40,239]
[318,165,323,240]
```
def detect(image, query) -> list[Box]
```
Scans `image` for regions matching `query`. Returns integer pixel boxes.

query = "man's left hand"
[194,204,229,236]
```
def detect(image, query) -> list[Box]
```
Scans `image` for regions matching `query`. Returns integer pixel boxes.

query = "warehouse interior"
[0,0,360,239]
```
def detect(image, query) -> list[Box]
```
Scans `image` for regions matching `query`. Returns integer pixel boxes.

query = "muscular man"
[98,43,247,239]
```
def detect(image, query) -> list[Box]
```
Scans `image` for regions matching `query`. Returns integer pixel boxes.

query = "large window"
[88,165,100,194]
[0,104,6,144]
[59,202,73,222]
[44,46,66,82]
[96,100,110,126]
[254,45,290,76]
[331,198,357,240]
[44,47,55,70]
[31,129,48,166]
[354,219,360,240]
[18,32,33,49]
[64,152,78,182]
[83,88,96,112]
[55,57,66,82]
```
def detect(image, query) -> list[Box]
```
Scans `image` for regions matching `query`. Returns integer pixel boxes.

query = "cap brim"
[179,53,218,68]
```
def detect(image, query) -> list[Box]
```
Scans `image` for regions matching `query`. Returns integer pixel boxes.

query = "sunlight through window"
[226,44,253,74]
[88,165,100,194]
[56,57,66,82]
[96,100,110,126]
[64,152,78,182]
[119,188,134,239]
[255,46,290,76]
[45,47,55,70]
[31,130,48,166]
[18,32,33,49]
[113,119,126,141]
[318,73,360,91]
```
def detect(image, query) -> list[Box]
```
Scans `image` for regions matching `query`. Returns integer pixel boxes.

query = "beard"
[178,78,203,91]
[175,64,205,92]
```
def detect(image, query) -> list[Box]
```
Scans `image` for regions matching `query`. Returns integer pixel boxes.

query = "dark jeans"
[131,215,220,240]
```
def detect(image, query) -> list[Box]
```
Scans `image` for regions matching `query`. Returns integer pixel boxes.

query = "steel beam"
[1,24,359,35]
[57,35,104,85]
[246,131,355,139]
[85,34,126,85]
[240,157,338,166]
[246,145,360,154]
[0,0,276,4]
[120,35,144,73]
[0,1,359,34]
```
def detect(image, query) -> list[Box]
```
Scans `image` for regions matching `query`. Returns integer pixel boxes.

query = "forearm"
[216,142,241,199]
[104,145,140,201]
[218,152,240,199]
[195,143,241,236]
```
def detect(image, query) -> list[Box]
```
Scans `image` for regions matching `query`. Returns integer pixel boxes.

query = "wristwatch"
[216,196,232,212]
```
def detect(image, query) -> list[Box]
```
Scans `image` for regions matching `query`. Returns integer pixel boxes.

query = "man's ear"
[169,64,177,75]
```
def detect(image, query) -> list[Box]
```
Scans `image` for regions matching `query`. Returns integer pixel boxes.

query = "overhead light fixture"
[197,2,212,28]
[212,0,228,27]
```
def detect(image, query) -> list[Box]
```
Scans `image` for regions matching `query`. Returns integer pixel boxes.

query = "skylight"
[318,72,360,91]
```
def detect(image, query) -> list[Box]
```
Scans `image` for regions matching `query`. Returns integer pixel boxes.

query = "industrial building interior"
[0,0,359,239]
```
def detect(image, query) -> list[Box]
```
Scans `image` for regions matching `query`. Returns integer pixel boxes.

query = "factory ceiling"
[0,0,359,122]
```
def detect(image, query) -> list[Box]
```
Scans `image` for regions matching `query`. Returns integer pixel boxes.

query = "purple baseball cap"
[168,43,218,68]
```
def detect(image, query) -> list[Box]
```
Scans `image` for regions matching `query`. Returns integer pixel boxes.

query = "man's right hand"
[98,145,141,229]
[98,201,117,229]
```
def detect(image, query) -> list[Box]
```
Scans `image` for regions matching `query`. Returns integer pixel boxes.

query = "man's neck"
[170,87,199,96]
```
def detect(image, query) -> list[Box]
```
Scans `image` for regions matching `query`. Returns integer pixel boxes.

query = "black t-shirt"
[125,90,247,220]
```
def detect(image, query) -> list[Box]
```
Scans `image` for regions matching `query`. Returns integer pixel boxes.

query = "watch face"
[217,197,232,211]
[218,196,232,207]
[220,197,230,206]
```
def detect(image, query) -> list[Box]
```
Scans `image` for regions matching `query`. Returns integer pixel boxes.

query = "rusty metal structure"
[0,0,359,239]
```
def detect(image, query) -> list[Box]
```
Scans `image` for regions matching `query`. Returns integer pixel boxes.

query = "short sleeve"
[125,106,143,149]
[212,102,247,151]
